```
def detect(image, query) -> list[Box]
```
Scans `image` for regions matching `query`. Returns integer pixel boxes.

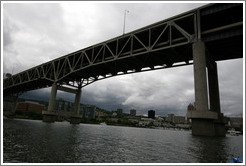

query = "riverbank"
[4,115,191,131]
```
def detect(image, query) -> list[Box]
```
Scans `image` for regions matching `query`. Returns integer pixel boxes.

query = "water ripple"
[3,119,243,163]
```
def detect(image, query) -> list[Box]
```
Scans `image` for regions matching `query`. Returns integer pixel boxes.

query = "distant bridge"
[3,3,243,136]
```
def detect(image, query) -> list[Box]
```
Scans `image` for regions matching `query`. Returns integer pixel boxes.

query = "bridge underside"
[3,3,243,136]
[3,34,242,94]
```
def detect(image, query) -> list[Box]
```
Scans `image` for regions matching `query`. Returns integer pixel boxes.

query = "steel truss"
[3,3,243,94]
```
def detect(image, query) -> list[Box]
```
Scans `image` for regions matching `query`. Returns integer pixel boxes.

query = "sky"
[2,2,244,117]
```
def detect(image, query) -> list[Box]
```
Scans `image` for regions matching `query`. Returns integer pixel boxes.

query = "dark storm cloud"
[81,65,195,115]
[3,2,243,117]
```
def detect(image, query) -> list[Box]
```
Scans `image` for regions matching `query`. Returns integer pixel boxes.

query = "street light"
[123,9,129,35]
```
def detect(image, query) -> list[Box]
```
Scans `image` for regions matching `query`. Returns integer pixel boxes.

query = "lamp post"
[123,10,129,35]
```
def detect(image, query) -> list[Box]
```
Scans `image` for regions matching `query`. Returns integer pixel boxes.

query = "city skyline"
[2,2,244,117]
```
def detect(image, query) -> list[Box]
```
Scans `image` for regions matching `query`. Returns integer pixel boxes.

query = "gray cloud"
[3,2,243,117]
[217,60,243,117]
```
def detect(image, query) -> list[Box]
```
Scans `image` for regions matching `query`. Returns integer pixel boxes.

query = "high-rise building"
[117,108,123,117]
[130,109,136,116]
[148,110,155,119]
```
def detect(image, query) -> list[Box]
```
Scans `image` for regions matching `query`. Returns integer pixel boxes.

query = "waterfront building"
[187,103,195,123]
[162,116,167,121]
[130,109,136,116]
[95,110,110,118]
[117,109,123,117]
[167,114,174,122]
[139,117,154,127]
[148,110,155,119]
[108,118,118,123]
[80,105,96,120]
[16,101,45,114]
[228,117,243,129]
[55,98,74,112]
[128,118,139,123]
[173,116,186,124]
[156,116,164,122]
[187,103,195,111]
[186,103,196,123]
[154,121,163,127]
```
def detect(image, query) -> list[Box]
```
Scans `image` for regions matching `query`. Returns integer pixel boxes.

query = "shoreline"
[3,116,192,131]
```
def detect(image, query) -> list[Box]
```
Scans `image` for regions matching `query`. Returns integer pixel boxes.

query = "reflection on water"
[3,118,243,163]
[188,135,236,163]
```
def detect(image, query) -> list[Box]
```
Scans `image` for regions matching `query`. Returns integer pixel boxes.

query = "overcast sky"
[2,2,244,117]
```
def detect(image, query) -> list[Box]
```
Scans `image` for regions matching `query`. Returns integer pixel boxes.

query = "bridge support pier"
[3,94,18,118]
[42,83,58,123]
[207,60,226,136]
[191,119,215,136]
[70,87,82,124]
[42,110,57,123]
[187,40,225,136]
[43,83,83,124]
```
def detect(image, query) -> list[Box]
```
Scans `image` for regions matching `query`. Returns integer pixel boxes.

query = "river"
[3,118,243,163]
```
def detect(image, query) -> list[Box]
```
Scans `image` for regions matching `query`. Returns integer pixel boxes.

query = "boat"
[99,122,107,125]
[230,157,243,163]
[227,128,241,136]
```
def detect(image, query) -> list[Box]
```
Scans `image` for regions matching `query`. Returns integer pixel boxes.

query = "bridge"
[3,3,243,136]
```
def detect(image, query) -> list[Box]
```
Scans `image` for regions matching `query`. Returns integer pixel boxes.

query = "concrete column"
[188,40,218,136]
[43,82,58,123]
[207,62,221,114]
[207,62,225,136]
[192,41,209,112]
[74,88,81,115]
[192,119,215,136]
[70,87,82,124]
[47,83,58,111]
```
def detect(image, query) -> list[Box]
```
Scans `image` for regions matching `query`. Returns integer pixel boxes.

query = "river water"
[2,118,243,163]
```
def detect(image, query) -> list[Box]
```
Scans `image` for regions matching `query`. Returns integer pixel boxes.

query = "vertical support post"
[207,62,221,114]
[74,87,82,115]
[207,61,225,136]
[48,83,57,111]
[70,87,82,124]
[197,10,201,40]
[187,40,218,136]
[192,41,209,112]
[43,82,58,123]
